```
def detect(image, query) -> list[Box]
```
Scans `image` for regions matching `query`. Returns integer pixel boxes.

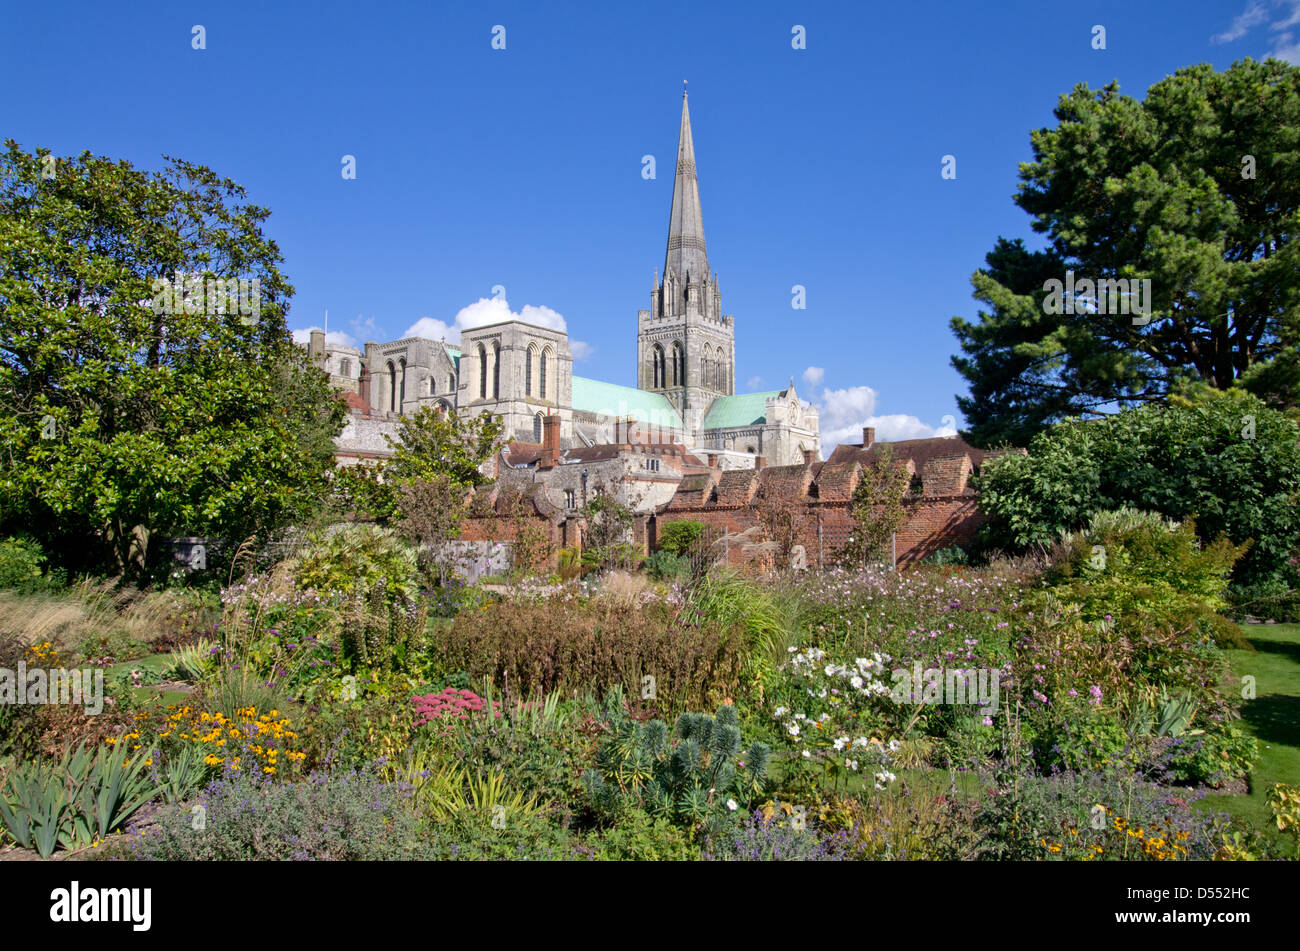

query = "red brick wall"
[655,494,986,568]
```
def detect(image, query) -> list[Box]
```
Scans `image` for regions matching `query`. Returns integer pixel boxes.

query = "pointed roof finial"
[683,78,688,97]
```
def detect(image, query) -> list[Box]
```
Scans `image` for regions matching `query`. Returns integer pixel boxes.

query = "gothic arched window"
[671,342,684,387]
[525,345,534,397]
[540,349,550,400]
[399,358,407,407]
[533,413,543,443]
[387,360,397,412]
[478,344,487,399]
[652,345,665,389]
[492,342,501,399]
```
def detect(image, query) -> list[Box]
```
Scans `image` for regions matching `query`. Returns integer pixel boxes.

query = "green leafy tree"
[385,405,504,488]
[657,520,704,557]
[334,406,503,521]
[0,142,345,577]
[976,390,1300,612]
[840,445,911,567]
[952,59,1300,445]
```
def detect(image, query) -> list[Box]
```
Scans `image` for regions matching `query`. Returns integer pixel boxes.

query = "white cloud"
[291,326,357,348]
[1268,29,1300,61]
[401,298,591,356]
[813,383,958,451]
[802,366,825,387]
[1212,0,1300,56]
[349,313,376,339]
[746,375,763,390]
[1213,0,1270,42]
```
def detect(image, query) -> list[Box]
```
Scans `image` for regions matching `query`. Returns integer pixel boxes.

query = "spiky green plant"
[584,701,770,833]
[0,742,157,857]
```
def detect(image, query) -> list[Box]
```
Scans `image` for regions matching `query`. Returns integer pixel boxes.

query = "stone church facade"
[308,92,819,468]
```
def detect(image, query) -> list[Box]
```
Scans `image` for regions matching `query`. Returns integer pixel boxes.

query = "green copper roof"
[571,376,683,429]
[702,391,779,429]
[443,344,461,371]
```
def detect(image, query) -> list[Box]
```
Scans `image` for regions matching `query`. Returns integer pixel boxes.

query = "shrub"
[658,521,704,557]
[702,809,854,861]
[0,536,61,592]
[1163,723,1258,787]
[130,767,429,860]
[1018,509,1243,723]
[413,689,594,821]
[583,699,771,835]
[590,807,702,860]
[427,810,582,860]
[293,523,421,601]
[644,550,689,581]
[430,594,746,713]
[926,545,970,566]
[975,392,1300,615]
[972,768,1226,861]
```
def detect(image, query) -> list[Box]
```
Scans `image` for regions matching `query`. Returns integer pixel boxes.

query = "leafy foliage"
[0,141,345,577]
[839,445,911,566]
[952,60,1300,444]
[657,520,704,557]
[584,694,770,834]
[976,392,1300,612]
[0,741,156,857]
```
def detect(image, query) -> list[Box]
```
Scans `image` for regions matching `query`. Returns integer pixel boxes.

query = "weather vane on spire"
[683,78,688,97]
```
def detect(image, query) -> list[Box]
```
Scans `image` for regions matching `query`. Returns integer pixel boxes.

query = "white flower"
[850,675,864,689]
[773,706,788,719]
[802,749,811,758]
[726,799,738,811]
[824,664,836,676]
[833,736,849,751]
[787,723,801,737]
[888,739,900,752]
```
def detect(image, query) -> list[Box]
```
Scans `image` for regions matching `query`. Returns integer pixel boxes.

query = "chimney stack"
[539,414,562,469]
[862,426,875,449]
[802,448,816,465]
[754,456,765,471]
[706,453,719,468]
[358,364,371,407]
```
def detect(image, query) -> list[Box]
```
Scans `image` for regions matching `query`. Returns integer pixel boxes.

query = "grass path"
[1198,622,1300,846]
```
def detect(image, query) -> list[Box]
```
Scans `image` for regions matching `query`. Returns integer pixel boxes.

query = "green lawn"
[1198,622,1300,848]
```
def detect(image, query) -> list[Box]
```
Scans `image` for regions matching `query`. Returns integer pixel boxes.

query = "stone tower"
[637,92,735,435]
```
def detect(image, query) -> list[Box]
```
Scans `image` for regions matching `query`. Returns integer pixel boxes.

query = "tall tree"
[0,142,345,576]
[338,405,504,521]
[952,59,1300,445]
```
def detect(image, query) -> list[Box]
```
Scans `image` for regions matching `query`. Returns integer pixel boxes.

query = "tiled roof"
[571,376,684,429]
[701,391,780,429]
[825,435,992,470]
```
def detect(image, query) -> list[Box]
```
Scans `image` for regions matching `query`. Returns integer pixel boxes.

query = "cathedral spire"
[663,91,708,285]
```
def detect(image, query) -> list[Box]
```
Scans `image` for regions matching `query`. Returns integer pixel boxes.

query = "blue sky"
[2,0,1295,450]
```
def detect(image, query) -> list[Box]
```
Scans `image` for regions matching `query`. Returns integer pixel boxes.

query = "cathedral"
[308,92,820,468]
